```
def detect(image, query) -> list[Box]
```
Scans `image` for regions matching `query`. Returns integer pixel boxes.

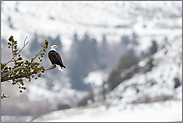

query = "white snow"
[84,70,109,87]
[24,78,88,106]
[33,100,182,122]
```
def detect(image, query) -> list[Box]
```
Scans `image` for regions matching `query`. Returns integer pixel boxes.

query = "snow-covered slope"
[33,100,181,122]
[33,30,182,122]
[104,36,182,105]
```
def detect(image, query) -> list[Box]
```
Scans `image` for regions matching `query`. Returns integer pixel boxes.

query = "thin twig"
[6,36,28,64]
[16,82,22,88]
[31,49,43,64]
[45,65,56,71]
[12,41,16,63]
[16,36,28,56]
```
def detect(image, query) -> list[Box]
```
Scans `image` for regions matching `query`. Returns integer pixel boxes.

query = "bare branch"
[31,49,43,64]
[45,65,56,71]
[16,81,22,88]
[16,36,28,56]
[24,36,28,45]
[36,65,56,74]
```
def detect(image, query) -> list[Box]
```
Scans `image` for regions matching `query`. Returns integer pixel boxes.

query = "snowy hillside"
[33,100,181,122]
[1,1,182,52]
[104,36,182,105]
[33,35,182,122]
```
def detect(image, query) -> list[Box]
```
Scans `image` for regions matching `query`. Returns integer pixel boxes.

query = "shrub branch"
[1,36,49,95]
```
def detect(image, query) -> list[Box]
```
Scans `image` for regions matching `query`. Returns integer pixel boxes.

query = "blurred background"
[1,1,182,122]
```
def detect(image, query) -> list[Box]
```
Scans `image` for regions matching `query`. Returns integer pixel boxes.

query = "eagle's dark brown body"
[48,50,66,70]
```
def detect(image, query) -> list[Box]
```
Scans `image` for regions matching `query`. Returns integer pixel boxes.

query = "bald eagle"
[48,45,66,71]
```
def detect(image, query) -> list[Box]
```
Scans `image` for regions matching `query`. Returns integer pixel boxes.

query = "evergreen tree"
[126,48,135,56]
[69,58,91,90]
[72,33,79,47]
[102,34,107,47]
[150,40,158,55]
[76,32,99,72]
[132,32,139,45]
[71,33,79,60]
[121,35,130,46]
[69,32,100,90]
[99,34,110,69]
[140,51,145,60]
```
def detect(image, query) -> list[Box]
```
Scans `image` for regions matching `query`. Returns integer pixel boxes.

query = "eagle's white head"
[50,45,58,51]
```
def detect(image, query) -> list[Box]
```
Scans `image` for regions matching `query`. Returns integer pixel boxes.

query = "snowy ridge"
[1,1,182,51]
[105,36,182,105]
[33,100,181,122]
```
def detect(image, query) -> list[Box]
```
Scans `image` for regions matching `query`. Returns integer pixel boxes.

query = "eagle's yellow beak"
[56,46,58,48]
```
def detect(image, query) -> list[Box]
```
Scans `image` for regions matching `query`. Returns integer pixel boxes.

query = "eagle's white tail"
[56,65,63,71]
